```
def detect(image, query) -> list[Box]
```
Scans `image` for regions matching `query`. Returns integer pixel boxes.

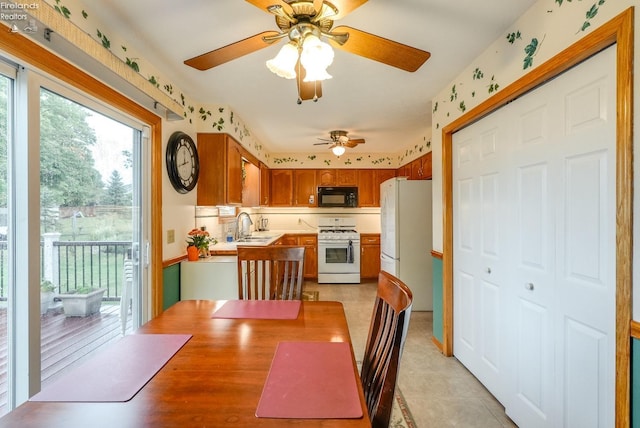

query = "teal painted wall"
[163,263,180,310]
[634,338,640,428]
[432,256,443,344]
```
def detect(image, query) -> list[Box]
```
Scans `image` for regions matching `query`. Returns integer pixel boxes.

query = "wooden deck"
[0,301,131,416]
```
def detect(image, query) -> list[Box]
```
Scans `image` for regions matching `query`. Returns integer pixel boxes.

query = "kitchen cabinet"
[397,152,432,180]
[270,169,293,206]
[242,160,260,207]
[298,234,318,279]
[275,234,317,278]
[259,162,270,206]
[197,133,243,205]
[360,234,381,279]
[410,152,432,180]
[316,169,358,186]
[396,164,411,178]
[293,169,317,207]
[317,169,335,186]
[358,169,396,207]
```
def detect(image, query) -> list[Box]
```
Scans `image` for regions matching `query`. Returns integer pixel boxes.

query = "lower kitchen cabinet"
[360,234,381,279]
[276,234,317,278]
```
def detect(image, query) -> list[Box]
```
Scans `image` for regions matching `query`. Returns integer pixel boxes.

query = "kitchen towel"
[211,299,301,319]
[30,333,192,402]
[256,341,363,419]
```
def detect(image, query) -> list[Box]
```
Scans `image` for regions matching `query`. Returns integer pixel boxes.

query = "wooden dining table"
[0,300,371,427]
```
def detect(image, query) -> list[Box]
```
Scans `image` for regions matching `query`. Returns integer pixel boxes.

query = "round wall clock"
[166,131,199,194]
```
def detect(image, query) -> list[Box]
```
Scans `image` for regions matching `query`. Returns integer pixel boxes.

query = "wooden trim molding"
[431,336,444,353]
[430,250,443,259]
[0,25,165,319]
[163,255,186,269]
[441,8,633,427]
[631,321,640,340]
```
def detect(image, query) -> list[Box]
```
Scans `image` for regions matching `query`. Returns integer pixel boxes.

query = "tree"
[102,170,130,205]
[40,89,104,207]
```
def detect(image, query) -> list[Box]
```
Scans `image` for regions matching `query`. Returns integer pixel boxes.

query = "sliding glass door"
[39,87,145,386]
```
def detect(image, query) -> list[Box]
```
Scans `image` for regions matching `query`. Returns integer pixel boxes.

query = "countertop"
[208,230,316,254]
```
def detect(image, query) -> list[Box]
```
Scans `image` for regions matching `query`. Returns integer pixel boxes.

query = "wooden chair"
[236,246,306,300]
[360,271,413,428]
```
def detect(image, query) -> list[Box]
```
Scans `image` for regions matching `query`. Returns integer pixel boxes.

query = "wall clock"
[166,131,199,194]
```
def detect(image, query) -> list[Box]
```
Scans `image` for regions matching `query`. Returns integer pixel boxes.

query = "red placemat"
[212,300,301,319]
[256,341,364,419]
[30,334,191,402]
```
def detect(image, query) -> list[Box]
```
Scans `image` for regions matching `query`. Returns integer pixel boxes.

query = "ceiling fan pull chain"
[313,80,318,102]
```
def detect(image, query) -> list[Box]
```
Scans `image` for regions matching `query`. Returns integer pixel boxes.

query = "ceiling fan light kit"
[331,145,346,156]
[266,42,299,78]
[185,0,431,103]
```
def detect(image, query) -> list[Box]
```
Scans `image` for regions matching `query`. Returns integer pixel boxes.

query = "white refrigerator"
[380,177,433,310]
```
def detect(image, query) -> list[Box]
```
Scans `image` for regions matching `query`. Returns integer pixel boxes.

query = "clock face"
[166,132,199,193]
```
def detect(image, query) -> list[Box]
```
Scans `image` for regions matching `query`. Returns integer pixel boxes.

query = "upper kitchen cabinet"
[242,160,260,207]
[397,152,432,180]
[410,152,432,180]
[294,169,317,207]
[358,169,396,207]
[259,162,270,206]
[316,169,358,186]
[197,133,243,206]
[270,169,293,206]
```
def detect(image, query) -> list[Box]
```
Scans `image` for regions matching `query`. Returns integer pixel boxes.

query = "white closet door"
[453,111,510,403]
[453,46,616,428]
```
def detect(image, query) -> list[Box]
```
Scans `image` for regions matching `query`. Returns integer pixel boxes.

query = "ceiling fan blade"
[329,26,430,72]
[331,0,368,20]
[184,31,281,71]
[245,0,294,16]
[345,138,365,147]
[313,141,330,145]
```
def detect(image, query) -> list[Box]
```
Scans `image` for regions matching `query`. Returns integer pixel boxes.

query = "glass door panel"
[39,88,142,386]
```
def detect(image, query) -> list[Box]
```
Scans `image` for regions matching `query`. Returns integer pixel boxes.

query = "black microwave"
[318,187,358,208]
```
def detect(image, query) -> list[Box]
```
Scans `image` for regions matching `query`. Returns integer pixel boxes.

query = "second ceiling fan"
[184,0,431,103]
[314,130,365,156]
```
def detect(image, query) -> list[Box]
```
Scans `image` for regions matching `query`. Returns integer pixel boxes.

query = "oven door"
[318,240,360,274]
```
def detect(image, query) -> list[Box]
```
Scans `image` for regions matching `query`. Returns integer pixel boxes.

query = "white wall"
[429,2,639,315]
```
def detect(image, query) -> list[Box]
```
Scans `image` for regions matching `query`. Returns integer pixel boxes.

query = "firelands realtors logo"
[1,1,40,33]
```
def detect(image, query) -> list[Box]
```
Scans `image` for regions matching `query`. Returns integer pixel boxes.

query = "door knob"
[525,282,534,291]
[486,267,491,274]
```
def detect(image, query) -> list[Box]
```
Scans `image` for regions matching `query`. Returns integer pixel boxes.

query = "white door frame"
[441,9,633,427]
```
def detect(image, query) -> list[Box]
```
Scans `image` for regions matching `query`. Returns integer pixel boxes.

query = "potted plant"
[40,280,56,315]
[186,227,216,260]
[58,286,106,317]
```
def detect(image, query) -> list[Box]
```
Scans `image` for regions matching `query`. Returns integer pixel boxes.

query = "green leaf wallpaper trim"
[506,31,522,44]
[54,0,71,19]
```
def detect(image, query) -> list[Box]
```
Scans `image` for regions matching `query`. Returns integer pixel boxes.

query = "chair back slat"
[361,271,413,428]
[236,246,306,300]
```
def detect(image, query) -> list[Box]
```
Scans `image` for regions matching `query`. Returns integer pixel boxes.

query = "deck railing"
[0,238,132,300]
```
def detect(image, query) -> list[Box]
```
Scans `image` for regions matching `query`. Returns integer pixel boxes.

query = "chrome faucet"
[235,211,253,240]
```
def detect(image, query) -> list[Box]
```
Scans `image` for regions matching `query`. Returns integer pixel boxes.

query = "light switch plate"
[167,229,175,244]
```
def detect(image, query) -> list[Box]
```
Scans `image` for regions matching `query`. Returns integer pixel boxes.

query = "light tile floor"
[305,280,518,428]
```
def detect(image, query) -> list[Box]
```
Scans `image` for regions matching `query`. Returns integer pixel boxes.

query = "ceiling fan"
[314,130,365,156]
[184,0,431,103]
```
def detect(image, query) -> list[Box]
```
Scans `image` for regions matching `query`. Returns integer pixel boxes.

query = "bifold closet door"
[453,45,616,428]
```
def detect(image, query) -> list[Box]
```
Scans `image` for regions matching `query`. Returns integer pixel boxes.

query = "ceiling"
[96,0,537,155]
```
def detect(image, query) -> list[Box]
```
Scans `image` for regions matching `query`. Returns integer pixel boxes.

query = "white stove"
[317,218,360,284]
